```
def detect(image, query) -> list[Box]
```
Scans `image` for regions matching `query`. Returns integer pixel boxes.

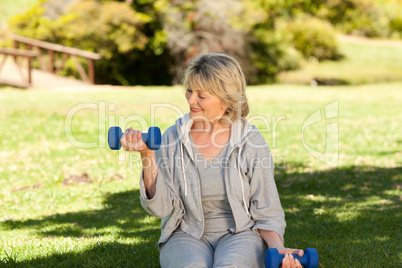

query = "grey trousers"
[160,229,267,268]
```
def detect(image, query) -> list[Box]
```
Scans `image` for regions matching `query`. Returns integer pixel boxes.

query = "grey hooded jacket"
[139,114,286,247]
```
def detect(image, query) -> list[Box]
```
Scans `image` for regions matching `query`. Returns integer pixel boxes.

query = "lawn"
[0,83,401,267]
[278,40,402,85]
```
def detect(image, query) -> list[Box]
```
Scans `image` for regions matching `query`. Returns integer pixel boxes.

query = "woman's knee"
[160,232,213,268]
[213,231,266,268]
[213,255,264,268]
[161,256,212,268]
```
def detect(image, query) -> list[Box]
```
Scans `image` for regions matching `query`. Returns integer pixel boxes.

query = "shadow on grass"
[1,189,161,267]
[1,165,401,267]
[1,241,158,267]
[275,165,401,267]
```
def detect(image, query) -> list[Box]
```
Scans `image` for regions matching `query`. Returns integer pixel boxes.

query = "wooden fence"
[0,34,102,87]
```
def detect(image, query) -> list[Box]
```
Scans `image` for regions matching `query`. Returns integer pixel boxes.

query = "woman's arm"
[121,127,159,198]
[140,150,158,199]
[259,229,284,249]
[244,133,303,267]
[121,127,177,218]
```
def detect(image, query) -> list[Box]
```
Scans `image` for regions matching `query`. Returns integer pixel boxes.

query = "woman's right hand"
[120,127,151,153]
[121,127,158,199]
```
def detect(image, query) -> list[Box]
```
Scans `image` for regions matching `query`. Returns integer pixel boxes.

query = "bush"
[390,17,402,34]
[248,27,302,84]
[311,0,402,39]
[251,0,402,39]
[7,0,353,85]
[154,0,258,84]
[7,0,52,41]
[380,0,402,39]
[8,0,174,85]
[336,3,387,38]
[285,16,342,61]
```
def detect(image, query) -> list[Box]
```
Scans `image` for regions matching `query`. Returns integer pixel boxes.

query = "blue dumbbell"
[108,126,161,151]
[265,248,318,268]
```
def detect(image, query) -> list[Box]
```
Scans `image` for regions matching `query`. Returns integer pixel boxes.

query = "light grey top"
[190,134,235,232]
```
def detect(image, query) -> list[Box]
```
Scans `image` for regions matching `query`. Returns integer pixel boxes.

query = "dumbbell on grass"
[108,126,162,151]
[265,248,318,268]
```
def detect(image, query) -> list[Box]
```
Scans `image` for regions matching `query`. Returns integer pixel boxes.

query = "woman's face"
[185,86,228,123]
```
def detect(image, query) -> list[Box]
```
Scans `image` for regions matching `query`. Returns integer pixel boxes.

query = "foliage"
[152,0,253,83]
[7,0,50,40]
[7,0,174,85]
[247,27,302,84]
[377,0,402,39]
[331,0,402,38]
[252,0,402,39]
[6,0,402,85]
[284,16,342,61]
[0,0,40,24]
[241,0,341,83]
[6,0,309,84]
[141,0,302,84]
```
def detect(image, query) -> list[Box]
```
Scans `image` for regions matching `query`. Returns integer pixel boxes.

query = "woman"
[121,52,303,268]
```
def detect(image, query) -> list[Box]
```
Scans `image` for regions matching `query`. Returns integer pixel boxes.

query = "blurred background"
[1,0,402,86]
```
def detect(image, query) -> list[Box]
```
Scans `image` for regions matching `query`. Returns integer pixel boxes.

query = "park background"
[0,0,401,267]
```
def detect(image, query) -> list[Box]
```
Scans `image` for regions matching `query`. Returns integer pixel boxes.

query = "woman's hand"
[120,127,150,153]
[277,248,304,268]
[259,230,303,268]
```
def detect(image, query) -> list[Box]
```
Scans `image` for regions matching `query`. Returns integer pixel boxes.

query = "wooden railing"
[10,34,102,84]
[0,47,38,87]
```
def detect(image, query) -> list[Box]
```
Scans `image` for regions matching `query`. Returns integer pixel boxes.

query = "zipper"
[181,141,205,239]
[193,158,205,239]
[224,145,239,233]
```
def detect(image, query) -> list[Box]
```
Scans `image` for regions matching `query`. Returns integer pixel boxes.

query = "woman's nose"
[187,93,196,104]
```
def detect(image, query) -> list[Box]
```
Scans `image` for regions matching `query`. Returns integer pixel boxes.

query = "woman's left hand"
[259,230,303,267]
[276,247,304,268]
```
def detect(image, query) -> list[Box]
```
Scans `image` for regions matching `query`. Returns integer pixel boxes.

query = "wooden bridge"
[0,34,102,88]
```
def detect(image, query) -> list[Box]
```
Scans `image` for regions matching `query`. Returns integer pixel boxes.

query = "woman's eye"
[199,95,205,99]
[186,88,192,93]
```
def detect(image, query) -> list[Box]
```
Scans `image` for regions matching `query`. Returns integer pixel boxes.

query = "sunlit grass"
[278,42,402,85]
[0,83,401,267]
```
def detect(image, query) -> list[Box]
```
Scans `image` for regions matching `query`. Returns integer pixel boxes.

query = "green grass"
[278,42,402,85]
[0,83,401,267]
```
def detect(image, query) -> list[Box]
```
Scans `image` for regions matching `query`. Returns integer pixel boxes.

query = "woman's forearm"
[140,150,158,199]
[259,229,284,248]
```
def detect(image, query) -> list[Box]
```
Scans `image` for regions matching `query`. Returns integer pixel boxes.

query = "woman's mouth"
[190,107,203,113]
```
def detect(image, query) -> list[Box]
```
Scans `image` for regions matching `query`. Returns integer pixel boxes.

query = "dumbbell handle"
[279,253,308,266]
[108,126,161,151]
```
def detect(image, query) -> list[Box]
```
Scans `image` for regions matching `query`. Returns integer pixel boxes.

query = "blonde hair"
[183,52,249,123]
